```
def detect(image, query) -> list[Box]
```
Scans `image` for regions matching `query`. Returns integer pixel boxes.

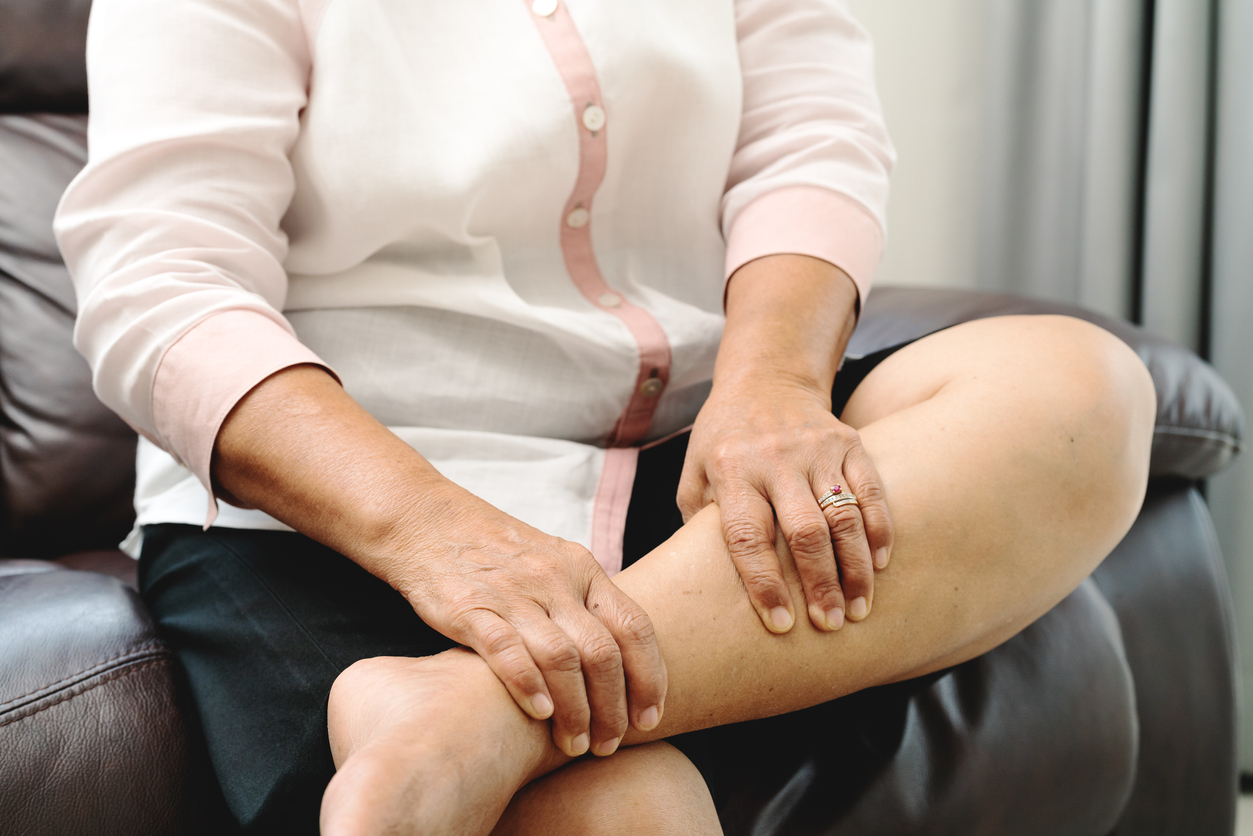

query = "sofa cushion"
[1093,484,1238,835]
[0,563,191,835]
[0,0,91,114]
[851,286,1246,481]
[0,114,136,556]
[711,577,1137,836]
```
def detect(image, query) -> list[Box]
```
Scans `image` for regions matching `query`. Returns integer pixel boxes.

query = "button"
[639,377,664,398]
[582,104,606,132]
[566,206,590,228]
[598,292,622,308]
[531,0,558,17]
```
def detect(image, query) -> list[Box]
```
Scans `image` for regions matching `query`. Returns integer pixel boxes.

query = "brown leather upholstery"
[1096,485,1239,835]
[0,563,195,835]
[0,114,136,558]
[718,578,1138,836]
[54,550,139,589]
[0,0,90,112]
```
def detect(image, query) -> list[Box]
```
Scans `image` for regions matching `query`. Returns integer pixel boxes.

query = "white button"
[582,104,606,132]
[598,292,622,308]
[566,206,590,228]
[531,0,558,17]
[639,377,664,398]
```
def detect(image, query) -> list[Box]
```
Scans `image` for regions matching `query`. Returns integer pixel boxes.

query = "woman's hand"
[679,376,892,633]
[212,365,665,760]
[687,253,894,634]
[380,485,667,758]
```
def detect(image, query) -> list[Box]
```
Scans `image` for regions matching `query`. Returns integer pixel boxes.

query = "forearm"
[716,254,859,400]
[216,364,670,751]
[211,364,460,582]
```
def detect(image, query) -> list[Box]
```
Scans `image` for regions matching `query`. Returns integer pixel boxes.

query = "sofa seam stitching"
[1152,425,1243,447]
[0,658,169,730]
[0,643,167,713]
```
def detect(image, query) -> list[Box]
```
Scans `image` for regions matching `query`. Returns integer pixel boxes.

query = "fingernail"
[571,733,590,756]
[530,693,553,718]
[595,737,621,756]
[826,607,845,630]
[848,597,869,620]
[769,606,793,632]
[875,547,889,569]
[639,705,660,731]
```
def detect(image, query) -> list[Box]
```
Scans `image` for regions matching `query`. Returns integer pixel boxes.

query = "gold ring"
[818,485,859,509]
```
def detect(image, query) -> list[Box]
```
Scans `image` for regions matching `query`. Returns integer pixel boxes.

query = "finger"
[772,481,847,632]
[718,487,795,633]
[552,601,630,756]
[517,614,593,757]
[454,607,556,723]
[676,450,710,523]
[587,575,668,734]
[820,488,875,621]
[844,444,895,570]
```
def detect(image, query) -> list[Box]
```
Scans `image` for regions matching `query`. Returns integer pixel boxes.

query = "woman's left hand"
[678,374,893,634]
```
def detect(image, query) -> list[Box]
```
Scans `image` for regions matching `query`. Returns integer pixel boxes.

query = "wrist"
[711,364,834,405]
[717,254,858,401]
[349,467,467,585]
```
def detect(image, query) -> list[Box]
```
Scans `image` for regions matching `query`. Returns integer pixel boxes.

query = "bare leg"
[320,316,1157,835]
[490,742,720,836]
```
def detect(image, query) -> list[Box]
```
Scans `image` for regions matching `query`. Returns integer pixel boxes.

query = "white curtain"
[1208,0,1253,776]
[974,0,1253,769]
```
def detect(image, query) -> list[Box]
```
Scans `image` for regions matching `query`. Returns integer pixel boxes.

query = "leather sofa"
[1,2,1245,833]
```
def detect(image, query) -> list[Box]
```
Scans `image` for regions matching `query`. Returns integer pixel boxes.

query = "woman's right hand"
[372,482,667,758]
[212,365,666,761]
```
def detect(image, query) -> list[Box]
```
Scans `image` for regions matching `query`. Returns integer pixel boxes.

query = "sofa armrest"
[0,561,224,835]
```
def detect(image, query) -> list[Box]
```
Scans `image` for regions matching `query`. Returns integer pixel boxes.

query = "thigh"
[492,741,721,836]
[840,314,1142,430]
[139,524,458,835]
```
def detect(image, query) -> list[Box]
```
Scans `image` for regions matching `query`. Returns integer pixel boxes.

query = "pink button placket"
[524,0,673,573]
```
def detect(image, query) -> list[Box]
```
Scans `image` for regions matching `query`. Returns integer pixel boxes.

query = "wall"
[848,0,992,290]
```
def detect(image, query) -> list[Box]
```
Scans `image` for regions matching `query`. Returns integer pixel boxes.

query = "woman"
[56,0,1157,833]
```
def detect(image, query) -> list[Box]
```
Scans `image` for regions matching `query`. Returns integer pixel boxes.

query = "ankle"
[427,648,570,785]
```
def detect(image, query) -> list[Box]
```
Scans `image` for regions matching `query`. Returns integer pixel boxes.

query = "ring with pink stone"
[818,485,858,509]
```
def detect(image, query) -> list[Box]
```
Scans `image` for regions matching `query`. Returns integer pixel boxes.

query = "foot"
[320,649,565,836]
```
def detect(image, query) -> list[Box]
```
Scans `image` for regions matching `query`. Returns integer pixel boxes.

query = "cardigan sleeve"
[723,0,895,304]
[54,0,335,524]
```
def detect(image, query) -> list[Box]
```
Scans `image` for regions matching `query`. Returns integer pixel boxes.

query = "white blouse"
[55,0,893,570]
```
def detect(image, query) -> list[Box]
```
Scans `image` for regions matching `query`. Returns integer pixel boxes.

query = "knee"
[1046,316,1155,453]
[1030,316,1157,529]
